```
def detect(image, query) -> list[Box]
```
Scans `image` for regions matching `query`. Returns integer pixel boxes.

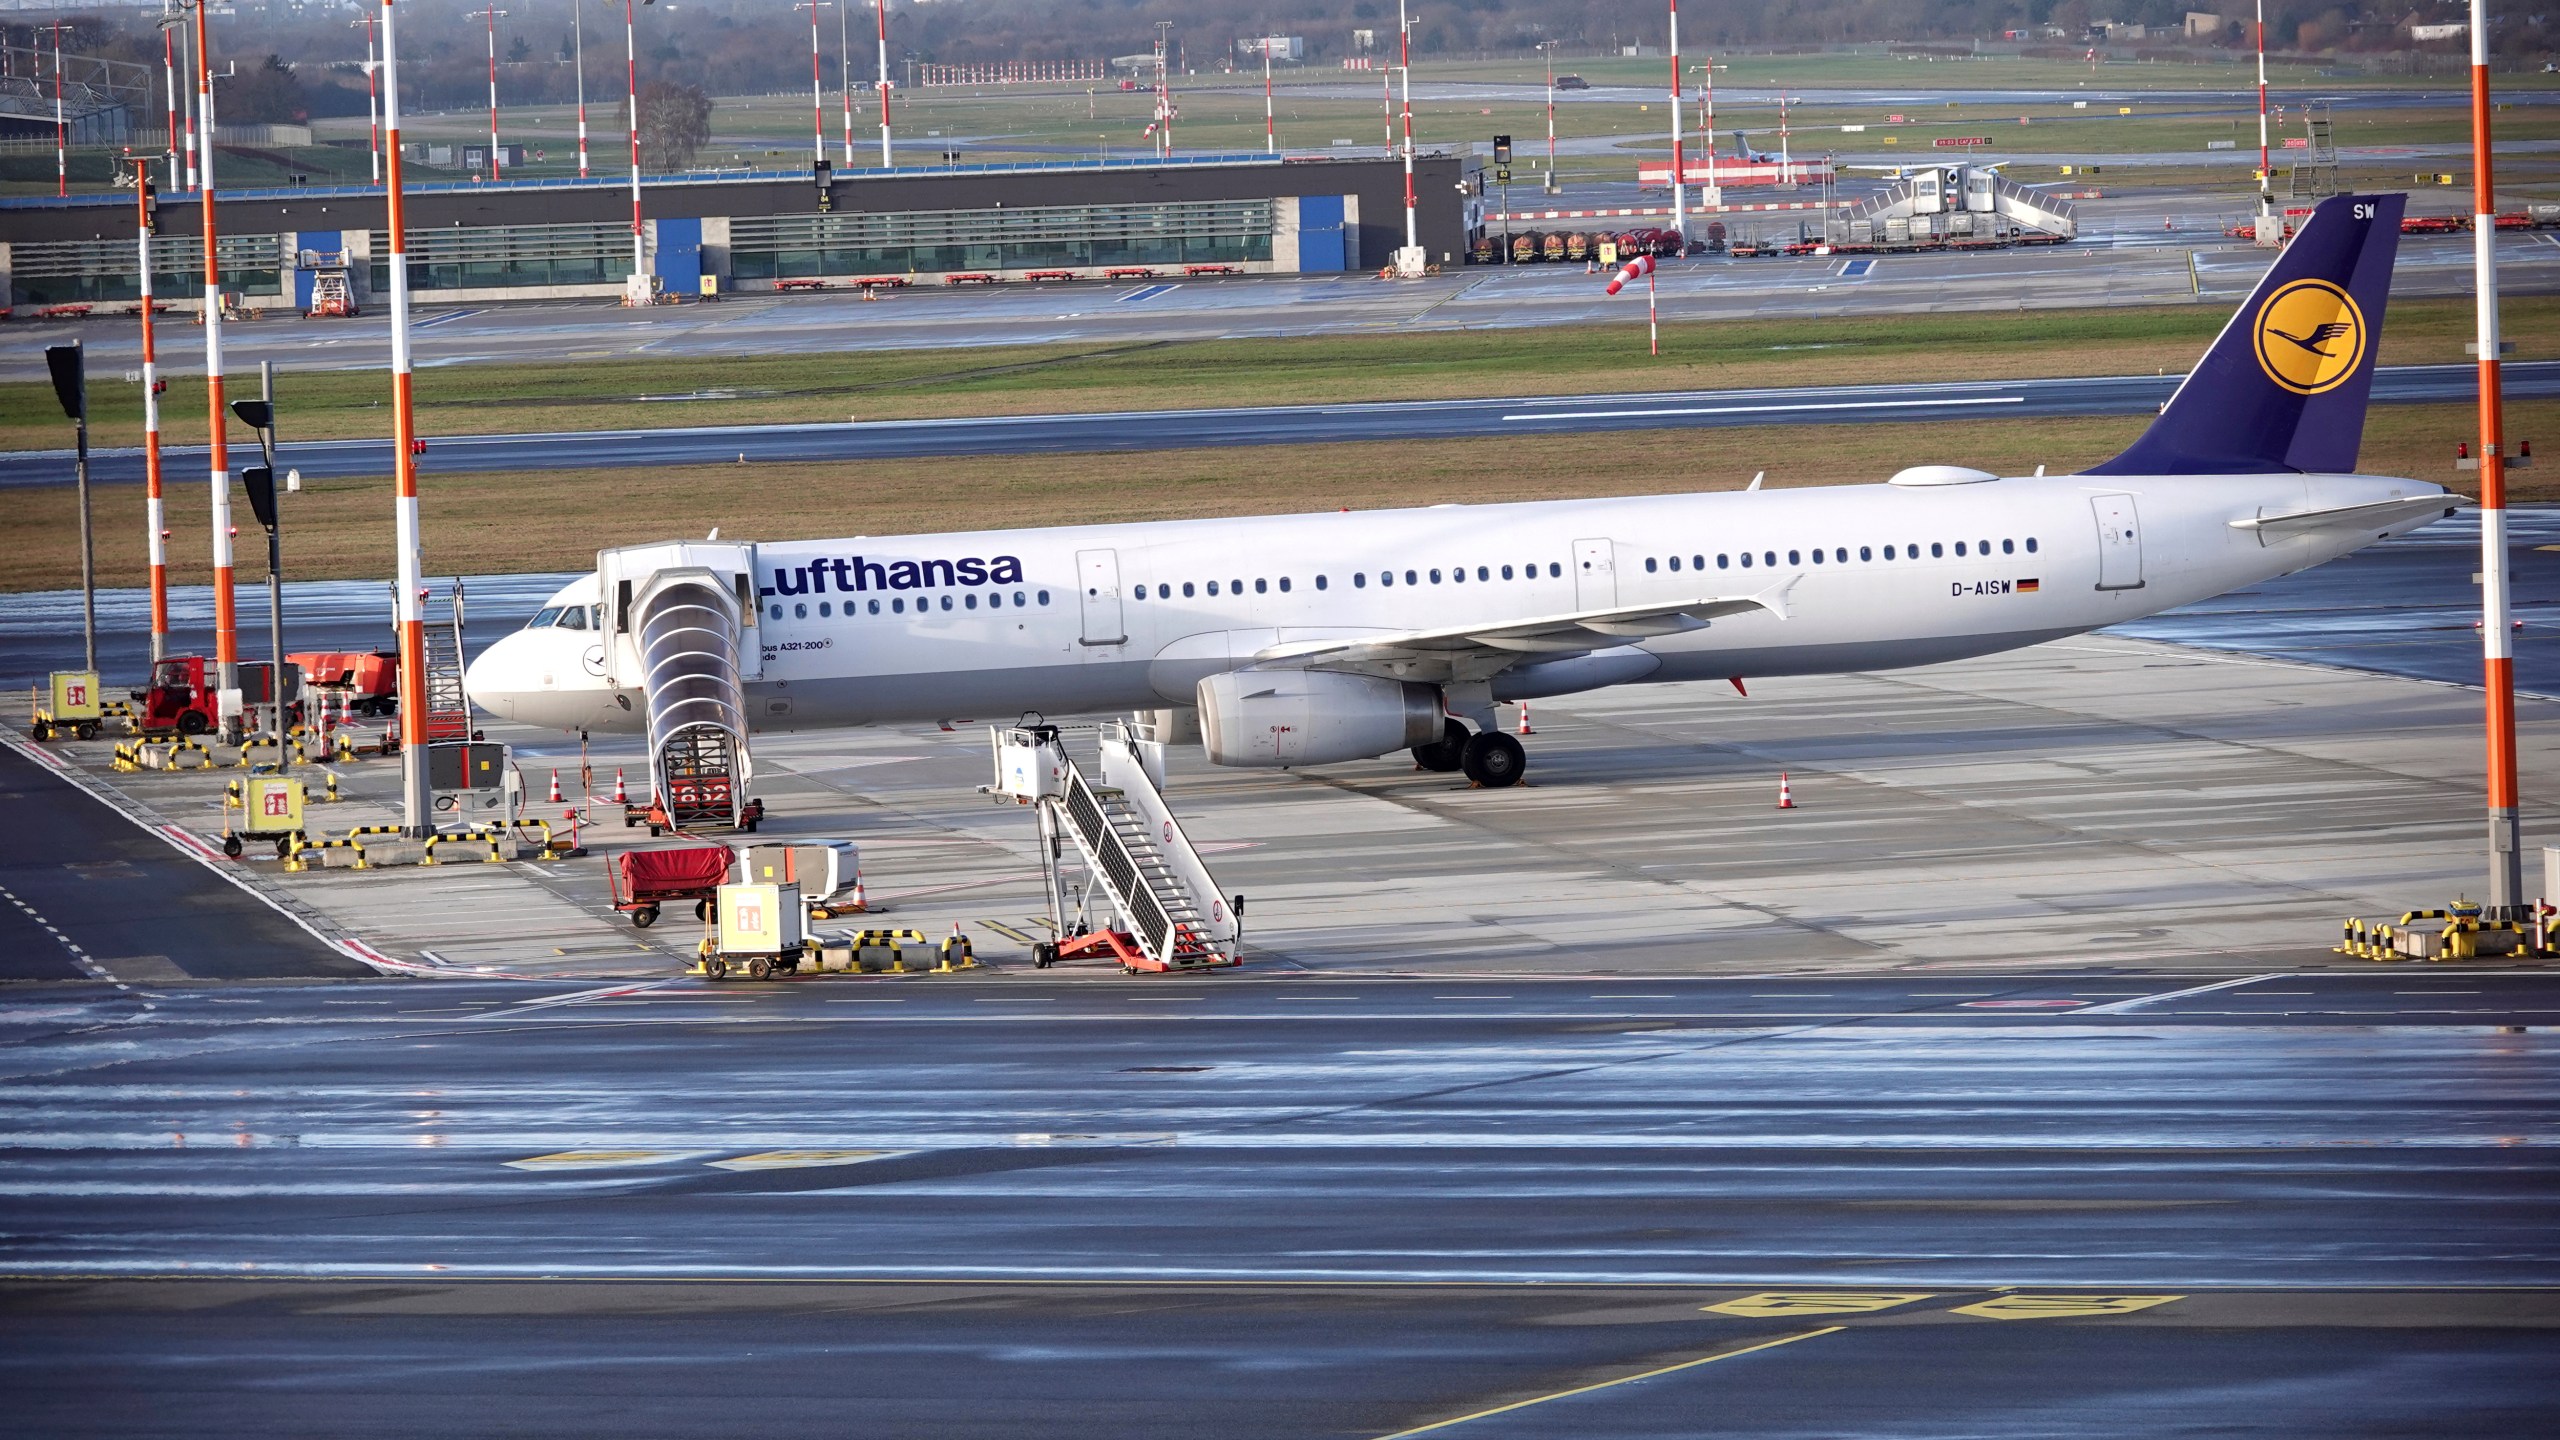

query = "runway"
[6,360,2553,488]
[1,971,2554,1436]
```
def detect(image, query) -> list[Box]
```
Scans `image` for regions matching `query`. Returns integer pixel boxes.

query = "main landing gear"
[1412,718,1527,789]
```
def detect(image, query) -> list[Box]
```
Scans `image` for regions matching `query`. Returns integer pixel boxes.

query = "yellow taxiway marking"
[708,1149,902,1171]
[1704,1291,1936,1318]
[505,1150,700,1170]
[1371,1327,1843,1438]
[976,918,1039,945]
[1949,1294,2184,1320]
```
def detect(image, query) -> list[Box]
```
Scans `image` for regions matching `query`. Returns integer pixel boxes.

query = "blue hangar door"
[1298,196,1347,272]
[656,217,703,293]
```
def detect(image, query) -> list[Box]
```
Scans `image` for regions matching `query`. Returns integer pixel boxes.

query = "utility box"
[2545,846,2560,906]
[48,671,101,723]
[242,774,306,838]
[428,740,516,825]
[736,841,862,917]
[716,881,804,956]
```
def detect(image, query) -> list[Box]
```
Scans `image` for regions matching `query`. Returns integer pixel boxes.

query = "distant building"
[1237,37,1303,62]
[2405,21,2468,40]
[2183,11,2235,39]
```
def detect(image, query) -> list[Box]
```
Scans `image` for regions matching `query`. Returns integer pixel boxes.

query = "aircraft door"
[1573,538,1617,609]
[1077,548,1128,646]
[2091,494,2145,591]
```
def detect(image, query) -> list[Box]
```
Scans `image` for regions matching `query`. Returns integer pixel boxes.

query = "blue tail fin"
[2088,192,2404,476]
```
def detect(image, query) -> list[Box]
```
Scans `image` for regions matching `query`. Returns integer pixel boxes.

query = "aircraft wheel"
[1411,718,1468,773]
[1460,731,1527,789]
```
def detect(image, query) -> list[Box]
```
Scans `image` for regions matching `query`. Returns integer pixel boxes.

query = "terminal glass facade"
[8,234,283,305]
[368,221,631,292]
[728,199,1273,279]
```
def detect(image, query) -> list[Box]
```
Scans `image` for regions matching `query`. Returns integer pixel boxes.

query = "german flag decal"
[2017,578,2042,593]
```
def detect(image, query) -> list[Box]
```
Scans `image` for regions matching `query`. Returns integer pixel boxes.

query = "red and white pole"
[2254,0,2270,210]
[364,15,381,182]
[873,0,893,166]
[1263,42,1273,154]
[624,0,644,282]
[382,0,431,836]
[798,1,826,164]
[1666,0,1684,249]
[2470,0,2523,909]
[195,1,237,710]
[573,0,588,177]
[162,24,180,190]
[137,167,168,664]
[834,0,852,167]
[53,20,69,198]
[478,4,506,181]
[1647,261,1658,356]
[1543,42,1555,187]
[179,14,197,192]
[1397,0,1415,253]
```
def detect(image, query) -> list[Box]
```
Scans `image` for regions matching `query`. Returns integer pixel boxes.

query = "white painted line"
[2078,972,2285,1014]
[1505,396,2025,423]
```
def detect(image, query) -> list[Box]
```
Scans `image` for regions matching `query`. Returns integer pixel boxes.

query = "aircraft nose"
[463,633,539,721]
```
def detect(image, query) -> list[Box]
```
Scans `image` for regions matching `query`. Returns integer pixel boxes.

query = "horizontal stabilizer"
[2229,493,2462,538]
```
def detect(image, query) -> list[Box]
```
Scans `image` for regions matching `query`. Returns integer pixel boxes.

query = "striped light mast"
[1397,0,1415,253]
[572,0,589,176]
[381,0,431,836]
[136,165,169,663]
[795,1,829,165]
[2254,0,2272,218]
[1665,0,1684,250]
[872,0,893,166]
[474,5,508,181]
[623,0,646,287]
[1262,38,1274,154]
[162,18,180,189]
[194,0,238,716]
[834,0,853,167]
[52,20,72,198]
[2468,0,2523,910]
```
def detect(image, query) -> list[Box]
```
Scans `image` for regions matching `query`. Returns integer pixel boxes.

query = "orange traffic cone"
[547,769,563,804]
[847,877,869,913]
[1776,773,1796,810]
[1516,703,1536,736]
[612,768,628,805]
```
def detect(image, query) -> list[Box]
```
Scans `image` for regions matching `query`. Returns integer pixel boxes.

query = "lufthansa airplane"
[468,192,2454,789]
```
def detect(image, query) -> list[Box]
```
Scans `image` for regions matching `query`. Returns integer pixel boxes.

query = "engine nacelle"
[1196,671,1442,768]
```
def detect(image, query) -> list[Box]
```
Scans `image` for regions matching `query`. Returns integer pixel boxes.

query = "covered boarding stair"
[599,542,764,833]
[1834,165,2077,245]
[991,721,1240,973]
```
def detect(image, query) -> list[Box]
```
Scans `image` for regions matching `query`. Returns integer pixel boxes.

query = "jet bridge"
[600,543,764,833]
[1834,165,2076,245]
[991,721,1240,974]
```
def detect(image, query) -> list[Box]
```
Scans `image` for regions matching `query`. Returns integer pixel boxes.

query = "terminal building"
[0,151,1474,310]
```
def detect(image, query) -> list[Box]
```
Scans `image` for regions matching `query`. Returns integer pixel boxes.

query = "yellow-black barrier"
[237,736,281,769]
[840,927,930,973]
[284,834,367,871]
[936,932,978,973]
[144,738,216,771]
[2336,917,2401,961]
[422,828,506,866]
[506,818,559,855]
[111,741,141,771]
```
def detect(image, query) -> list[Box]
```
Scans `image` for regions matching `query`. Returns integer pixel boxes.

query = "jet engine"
[1196,671,1442,768]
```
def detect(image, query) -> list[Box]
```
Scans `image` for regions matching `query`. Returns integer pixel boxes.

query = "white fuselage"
[466,469,2449,738]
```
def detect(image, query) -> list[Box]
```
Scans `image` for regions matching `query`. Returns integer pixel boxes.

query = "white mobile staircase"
[991,721,1239,973]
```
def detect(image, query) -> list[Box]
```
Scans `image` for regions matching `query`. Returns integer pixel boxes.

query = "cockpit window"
[528,607,562,629]
[556,607,588,631]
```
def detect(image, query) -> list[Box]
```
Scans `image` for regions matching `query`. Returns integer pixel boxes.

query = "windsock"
[1605,253,1655,296]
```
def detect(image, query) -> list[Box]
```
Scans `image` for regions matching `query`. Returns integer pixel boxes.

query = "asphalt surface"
[6,360,2554,488]
[0,744,363,984]
[0,971,2554,1436]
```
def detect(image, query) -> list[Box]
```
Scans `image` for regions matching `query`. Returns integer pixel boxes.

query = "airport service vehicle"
[469,194,2453,793]
[135,656,219,736]
[1554,74,1590,90]
[288,650,399,718]
[610,844,733,929]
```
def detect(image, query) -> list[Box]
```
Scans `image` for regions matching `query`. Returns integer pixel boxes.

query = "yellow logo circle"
[2253,279,2366,395]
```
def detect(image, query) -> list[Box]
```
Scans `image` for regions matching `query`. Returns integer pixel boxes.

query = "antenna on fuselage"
[1747,472,1764,491]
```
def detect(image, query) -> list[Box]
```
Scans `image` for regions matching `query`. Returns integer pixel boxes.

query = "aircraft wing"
[2228,493,2460,540]
[1248,582,1796,679]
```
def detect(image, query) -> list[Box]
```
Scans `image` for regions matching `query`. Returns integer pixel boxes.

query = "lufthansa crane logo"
[2252,278,2366,396]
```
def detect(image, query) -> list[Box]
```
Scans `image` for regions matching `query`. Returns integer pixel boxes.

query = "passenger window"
[1740,553,1754,569]
[1931,543,1944,558]
[1548,563,1562,578]
[1380,572,1394,587]
[1037,590,1050,605]
[1406,570,1419,585]
[1279,577,1292,592]
[939,595,953,611]
[1182,582,1196,597]
[1476,566,1489,581]
[1207,581,1220,596]
[965,593,978,610]
[1834,548,1847,563]
[1859,546,1872,561]
[768,604,783,620]
[2002,539,2015,554]
[1789,550,1802,565]
[819,601,832,617]
[1255,578,1267,594]
[1692,555,1704,570]
[1013,591,1026,605]
[2026,537,2039,553]
[1353,573,1366,588]
[793,603,807,618]
[1811,550,1824,565]
[1451,568,1464,583]
[868,599,880,615]
[1955,542,1967,556]
[1666,556,1679,572]
[1136,584,1149,599]
[893,598,906,614]
[1429,569,1442,584]
[1500,565,1513,580]
[1884,545,1896,560]
[1646,557,1659,573]
[1717,554,1730,569]
[1979,540,1990,554]
[1763,552,1776,567]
